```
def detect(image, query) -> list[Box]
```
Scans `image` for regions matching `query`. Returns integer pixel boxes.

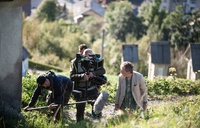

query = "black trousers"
[74,86,99,122]
[46,86,72,121]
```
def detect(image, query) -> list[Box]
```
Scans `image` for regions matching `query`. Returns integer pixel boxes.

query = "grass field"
[1,74,200,128]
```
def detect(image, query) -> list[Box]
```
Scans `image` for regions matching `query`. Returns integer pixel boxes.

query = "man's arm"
[70,60,85,81]
[139,74,148,110]
[28,86,42,107]
[24,86,41,111]
[115,75,121,110]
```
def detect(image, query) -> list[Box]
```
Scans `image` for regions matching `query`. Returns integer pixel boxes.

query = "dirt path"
[64,96,183,123]
[63,100,168,123]
[64,102,116,122]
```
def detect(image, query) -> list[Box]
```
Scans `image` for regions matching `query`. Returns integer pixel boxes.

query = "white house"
[73,0,105,23]
[184,43,200,80]
[22,47,30,77]
[148,41,171,80]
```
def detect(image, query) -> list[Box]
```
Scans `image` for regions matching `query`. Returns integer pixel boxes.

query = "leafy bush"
[147,78,200,99]
[22,76,37,106]
[104,75,200,102]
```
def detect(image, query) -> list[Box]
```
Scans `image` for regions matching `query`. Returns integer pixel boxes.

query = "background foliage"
[23,0,200,77]
[36,0,58,22]
[105,1,146,42]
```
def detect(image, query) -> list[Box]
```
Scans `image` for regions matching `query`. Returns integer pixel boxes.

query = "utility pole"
[101,29,105,59]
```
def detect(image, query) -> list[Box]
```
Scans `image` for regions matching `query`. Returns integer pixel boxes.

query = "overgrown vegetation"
[2,74,200,128]
[23,0,200,77]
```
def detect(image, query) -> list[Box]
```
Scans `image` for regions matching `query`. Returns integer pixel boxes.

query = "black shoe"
[91,112,102,119]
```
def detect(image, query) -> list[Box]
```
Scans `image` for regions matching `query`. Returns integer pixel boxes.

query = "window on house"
[190,0,196,4]
[190,7,195,11]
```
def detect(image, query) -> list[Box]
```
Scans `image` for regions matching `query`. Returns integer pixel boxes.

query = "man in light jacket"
[115,61,147,111]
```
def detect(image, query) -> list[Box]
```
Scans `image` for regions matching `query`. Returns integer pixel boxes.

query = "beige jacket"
[115,71,148,110]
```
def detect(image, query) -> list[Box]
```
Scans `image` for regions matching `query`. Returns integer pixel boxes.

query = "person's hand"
[143,103,147,111]
[97,86,101,94]
[115,104,120,110]
[83,73,89,80]
[48,103,57,109]
[24,106,30,112]
[88,72,94,78]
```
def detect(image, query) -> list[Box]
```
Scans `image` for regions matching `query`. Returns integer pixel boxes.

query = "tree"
[23,19,41,51]
[185,9,200,43]
[104,1,146,42]
[36,0,58,22]
[138,0,168,41]
[80,16,103,43]
[163,6,200,50]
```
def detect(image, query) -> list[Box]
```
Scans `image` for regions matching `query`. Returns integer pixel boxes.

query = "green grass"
[4,95,200,128]
[100,95,200,128]
[2,73,200,128]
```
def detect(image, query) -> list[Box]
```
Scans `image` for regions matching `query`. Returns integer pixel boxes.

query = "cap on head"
[37,75,46,85]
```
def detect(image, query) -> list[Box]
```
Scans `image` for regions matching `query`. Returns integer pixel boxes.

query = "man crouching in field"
[115,61,148,112]
[24,71,73,122]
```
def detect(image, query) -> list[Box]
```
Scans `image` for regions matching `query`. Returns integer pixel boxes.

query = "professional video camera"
[76,53,104,71]
[76,53,107,85]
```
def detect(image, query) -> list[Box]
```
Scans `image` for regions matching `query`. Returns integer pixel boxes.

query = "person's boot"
[91,110,102,119]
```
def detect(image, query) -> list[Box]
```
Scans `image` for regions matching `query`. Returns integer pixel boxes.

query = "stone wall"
[0,7,23,118]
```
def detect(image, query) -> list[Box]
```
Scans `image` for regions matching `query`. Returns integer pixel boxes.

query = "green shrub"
[22,76,37,106]
[147,78,200,99]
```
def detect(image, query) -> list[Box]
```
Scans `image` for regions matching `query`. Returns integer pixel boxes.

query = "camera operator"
[78,44,88,55]
[70,49,106,122]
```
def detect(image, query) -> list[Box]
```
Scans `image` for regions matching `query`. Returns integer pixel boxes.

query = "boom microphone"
[93,91,109,115]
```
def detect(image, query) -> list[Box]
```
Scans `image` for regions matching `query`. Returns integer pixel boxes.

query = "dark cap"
[36,76,46,85]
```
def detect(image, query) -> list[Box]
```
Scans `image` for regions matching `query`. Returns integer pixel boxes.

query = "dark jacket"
[70,57,105,88]
[28,71,72,107]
